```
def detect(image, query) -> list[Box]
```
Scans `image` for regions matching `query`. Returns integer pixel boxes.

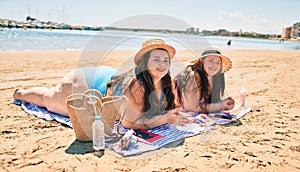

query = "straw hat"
[134,38,176,64]
[191,47,232,72]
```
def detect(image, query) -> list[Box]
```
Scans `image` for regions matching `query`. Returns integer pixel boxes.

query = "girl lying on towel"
[172,47,235,113]
[13,38,192,130]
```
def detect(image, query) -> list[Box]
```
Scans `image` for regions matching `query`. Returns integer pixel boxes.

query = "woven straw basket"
[66,89,127,141]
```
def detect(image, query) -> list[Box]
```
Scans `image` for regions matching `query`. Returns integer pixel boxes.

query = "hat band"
[202,50,221,56]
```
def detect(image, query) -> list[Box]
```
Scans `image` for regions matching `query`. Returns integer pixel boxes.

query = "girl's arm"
[199,97,235,113]
[120,80,183,130]
[121,108,182,130]
[178,71,235,113]
[178,71,203,112]
[181,84,235,113]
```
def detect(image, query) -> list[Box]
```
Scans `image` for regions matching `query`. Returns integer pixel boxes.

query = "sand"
[0,49,300,171]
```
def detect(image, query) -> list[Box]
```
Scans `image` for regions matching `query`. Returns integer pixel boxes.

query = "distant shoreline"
[1,17,294,42]
[1,28,299,52]
[1,26,299,43]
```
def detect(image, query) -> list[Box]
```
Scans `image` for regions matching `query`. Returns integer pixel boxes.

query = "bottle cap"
[240,86,247,93]
[94,116,101,120]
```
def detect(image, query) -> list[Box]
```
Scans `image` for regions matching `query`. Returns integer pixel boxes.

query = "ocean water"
[0,28,299,52]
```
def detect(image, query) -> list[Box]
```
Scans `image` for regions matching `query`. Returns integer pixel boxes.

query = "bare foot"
[13,88,21,99]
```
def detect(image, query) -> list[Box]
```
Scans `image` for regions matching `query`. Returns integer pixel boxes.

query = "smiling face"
[203,55,222,77]
[147,49,170,81]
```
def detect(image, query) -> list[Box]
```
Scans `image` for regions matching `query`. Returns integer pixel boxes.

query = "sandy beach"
[0,49,300,171]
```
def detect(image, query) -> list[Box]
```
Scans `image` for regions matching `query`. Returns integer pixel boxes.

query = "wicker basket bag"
[66,89,128,141]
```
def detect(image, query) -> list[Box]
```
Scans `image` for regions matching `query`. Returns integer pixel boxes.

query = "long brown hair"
[107,48,175,118]
[192,59,225,103]
[175,58,225,104]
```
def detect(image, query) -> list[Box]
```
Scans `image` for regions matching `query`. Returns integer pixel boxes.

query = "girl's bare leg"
[13,68,89,116]
[13,87,50,107]
[12,85,70,115]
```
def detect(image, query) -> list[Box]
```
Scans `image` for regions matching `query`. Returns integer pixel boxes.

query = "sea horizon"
[1,28,299,52]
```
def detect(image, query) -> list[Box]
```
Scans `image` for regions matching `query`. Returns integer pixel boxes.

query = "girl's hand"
[165,108,193,126]
[164,108,182,124]
[175,111,193,126]
[223,97,235,110]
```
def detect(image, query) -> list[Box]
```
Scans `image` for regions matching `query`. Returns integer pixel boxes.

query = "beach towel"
[13,100,72,127]
[12,100,252,157]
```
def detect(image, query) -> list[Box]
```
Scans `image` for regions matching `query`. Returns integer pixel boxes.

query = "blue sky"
[0,0,299,34]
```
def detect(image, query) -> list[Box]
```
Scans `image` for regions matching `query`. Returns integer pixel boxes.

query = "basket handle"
[66,93,93,108]
[83,89,103,101]
[66,93,103,117]
[84,95,103,117]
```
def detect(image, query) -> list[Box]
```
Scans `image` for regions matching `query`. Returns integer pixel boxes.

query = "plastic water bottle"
[92,116,105,151]
[239,86,247,107]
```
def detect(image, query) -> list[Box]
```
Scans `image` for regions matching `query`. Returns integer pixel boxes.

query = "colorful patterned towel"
[109,107,252,156]
[12,100,252,157]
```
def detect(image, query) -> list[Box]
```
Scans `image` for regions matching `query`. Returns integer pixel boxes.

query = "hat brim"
[190,54,232,73]
[134,44,176,64]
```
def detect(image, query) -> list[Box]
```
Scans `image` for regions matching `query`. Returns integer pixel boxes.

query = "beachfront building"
[282,27,292,39]
[186,27,200,34]
[218,29,230,36]
[291,22,300,39]
[282,22,300,40]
